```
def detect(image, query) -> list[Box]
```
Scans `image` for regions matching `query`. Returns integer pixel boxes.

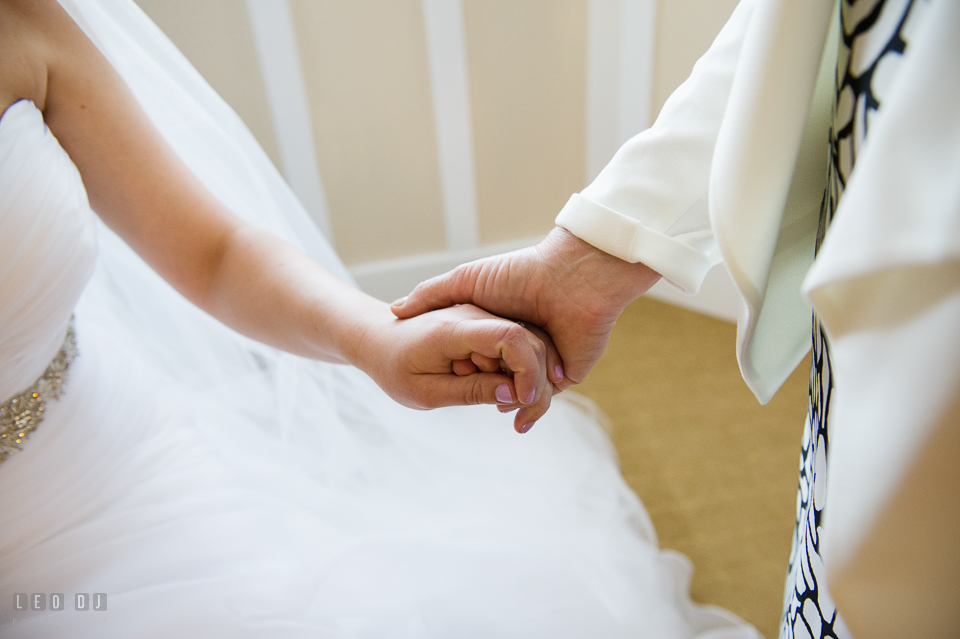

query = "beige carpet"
[573,297,810,639]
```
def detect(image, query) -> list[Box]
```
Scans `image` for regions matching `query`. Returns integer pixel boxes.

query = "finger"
[492,324,557,432]
[449,319,546,406]
[519,323,564,386]
[489,322,547,406]
[470,352,502,374]
[452,359,478,376]
[390,263,477,319]
[513,380,554,433]
[411,372,518,409]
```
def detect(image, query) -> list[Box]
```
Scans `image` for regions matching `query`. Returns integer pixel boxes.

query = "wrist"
[541,226,661,313]
[332,290,395,374]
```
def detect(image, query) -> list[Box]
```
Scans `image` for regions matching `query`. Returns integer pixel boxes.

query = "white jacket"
[558,0,837,404]
[558,0,960,635]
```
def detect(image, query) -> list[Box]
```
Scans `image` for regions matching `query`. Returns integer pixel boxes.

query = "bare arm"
[2,0,553,421]
[38,2,343,361]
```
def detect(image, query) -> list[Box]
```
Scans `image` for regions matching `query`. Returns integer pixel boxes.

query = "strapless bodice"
[0,100,97,400]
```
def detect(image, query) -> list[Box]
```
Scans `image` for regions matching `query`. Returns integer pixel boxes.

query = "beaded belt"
[0,320,78,464]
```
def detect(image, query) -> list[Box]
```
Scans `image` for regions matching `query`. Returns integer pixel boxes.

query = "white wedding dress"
[0,1,759,637]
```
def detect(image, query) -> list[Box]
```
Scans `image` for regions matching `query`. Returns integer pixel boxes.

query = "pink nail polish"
[554,365,564,381]
[496,384,512,403]
[520,422,534,434]
[525,390,535,404]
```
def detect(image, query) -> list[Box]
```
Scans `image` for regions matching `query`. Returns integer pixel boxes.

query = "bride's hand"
[353,303,558,431]
[450,321,562,433]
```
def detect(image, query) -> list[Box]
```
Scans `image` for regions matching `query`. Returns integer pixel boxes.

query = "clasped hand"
[388,227,661,432]
[358,303,563,434]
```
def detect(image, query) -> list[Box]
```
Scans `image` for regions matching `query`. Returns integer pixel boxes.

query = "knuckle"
[465,376,486,406]
[408,278,431,300]
[500,322,525,347]
[530,337,546,360]
[450,263,478,297]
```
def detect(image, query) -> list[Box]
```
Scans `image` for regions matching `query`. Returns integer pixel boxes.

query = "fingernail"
[524,390,535,404]
[390,296,407,307]
[520,422,534,434]
[554,365,564,381]
[496,384,512,403]
[498,405,519,414]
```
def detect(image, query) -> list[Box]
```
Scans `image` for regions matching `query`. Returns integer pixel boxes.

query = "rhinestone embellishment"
[0,320,77,464]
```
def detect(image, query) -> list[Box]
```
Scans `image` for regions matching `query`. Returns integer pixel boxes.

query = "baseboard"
[349,236,546,303]
[349,237,740,323]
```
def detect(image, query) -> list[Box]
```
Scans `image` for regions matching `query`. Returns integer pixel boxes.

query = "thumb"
[413,372,519,408]
[391,265,476,319]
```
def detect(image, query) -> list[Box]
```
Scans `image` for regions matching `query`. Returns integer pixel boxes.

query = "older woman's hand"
[391,227,661,391]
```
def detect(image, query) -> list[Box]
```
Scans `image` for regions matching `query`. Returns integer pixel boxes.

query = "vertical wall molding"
[585,0,656,185]
[421,0,480,251]
[585,0,621,185]
[245,0,333,240]
[586,0,739,322]
[617,0,656,146]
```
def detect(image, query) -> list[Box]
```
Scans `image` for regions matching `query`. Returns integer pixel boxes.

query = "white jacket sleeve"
[555,0,754,294]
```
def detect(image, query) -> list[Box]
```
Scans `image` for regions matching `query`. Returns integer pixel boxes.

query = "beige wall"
[290,0,446,265]
[465,0,587,245]
[133,0,739,268]
[134,0,280,167]
[653,0,741,119]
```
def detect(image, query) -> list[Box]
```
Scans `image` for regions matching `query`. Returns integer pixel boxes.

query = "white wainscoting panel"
[422,0,480,252]
[245,0,332,239]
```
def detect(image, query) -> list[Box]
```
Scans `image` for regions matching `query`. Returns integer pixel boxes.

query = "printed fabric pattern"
[780,0,923,637]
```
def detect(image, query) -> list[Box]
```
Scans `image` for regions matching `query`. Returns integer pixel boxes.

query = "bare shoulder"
[0,0,78,116]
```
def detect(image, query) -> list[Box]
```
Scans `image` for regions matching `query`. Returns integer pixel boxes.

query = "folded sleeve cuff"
[556,193,715,294]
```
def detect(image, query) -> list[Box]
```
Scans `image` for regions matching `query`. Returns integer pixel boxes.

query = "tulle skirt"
[0,227,757,639]
[0,1,759,634]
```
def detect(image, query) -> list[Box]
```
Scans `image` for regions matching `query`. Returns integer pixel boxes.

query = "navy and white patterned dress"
[780,0,931,637]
